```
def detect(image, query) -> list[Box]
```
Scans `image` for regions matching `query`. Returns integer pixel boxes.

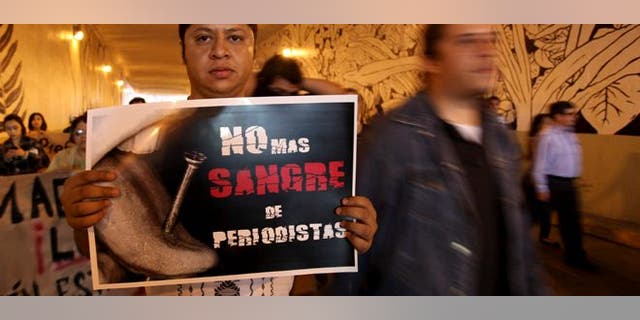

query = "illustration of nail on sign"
[163,151,207,234]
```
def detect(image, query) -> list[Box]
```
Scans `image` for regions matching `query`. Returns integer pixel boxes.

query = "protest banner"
[0,171,100,295]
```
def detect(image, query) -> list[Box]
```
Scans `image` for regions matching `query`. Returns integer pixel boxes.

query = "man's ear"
[180,41,186,64]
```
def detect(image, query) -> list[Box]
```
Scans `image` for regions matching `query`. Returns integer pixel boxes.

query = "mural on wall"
[256,24,425,126]
[0,24,25,124]
[496,24,640,135]
[258,24,640,135]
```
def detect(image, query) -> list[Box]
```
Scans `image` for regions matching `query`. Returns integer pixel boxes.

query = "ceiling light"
[72,25,84,41]
[116,80,125,87]
[281,48,308,58]
[101,65,113,73]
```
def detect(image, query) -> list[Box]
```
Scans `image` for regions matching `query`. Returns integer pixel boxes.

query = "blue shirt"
[532,125,582,193]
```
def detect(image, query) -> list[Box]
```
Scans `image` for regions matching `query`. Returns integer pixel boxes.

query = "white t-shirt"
[144,277,294,296]
[450,122,483,144]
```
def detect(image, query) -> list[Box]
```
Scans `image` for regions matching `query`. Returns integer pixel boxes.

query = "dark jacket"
[339,92,544,295]
[2,136,50,175]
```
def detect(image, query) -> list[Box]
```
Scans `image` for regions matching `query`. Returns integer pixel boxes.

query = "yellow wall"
[579,134,640,224]
[516,132,640,225]
[257,24,640,134]
[1,24,122,134]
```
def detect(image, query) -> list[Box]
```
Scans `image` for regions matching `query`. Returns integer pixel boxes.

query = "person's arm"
[532,133,551,202]
[45,152,62,172]
[61,170,120,254]
[300,78,348,95]
[15,147,28,158]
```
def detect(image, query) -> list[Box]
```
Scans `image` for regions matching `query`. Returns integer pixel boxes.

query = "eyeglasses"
[74,129,86,137]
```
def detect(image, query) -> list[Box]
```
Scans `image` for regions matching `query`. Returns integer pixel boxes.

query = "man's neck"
[427,89,483,126]
[189,87,248,100]
[189,92,235,100]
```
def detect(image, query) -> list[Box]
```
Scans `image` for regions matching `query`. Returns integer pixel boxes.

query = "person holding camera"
[2,114,49,175]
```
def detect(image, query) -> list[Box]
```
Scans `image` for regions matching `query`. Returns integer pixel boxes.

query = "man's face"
[555,107,578,127]
[426,24,497,97]
[183,24,255,99]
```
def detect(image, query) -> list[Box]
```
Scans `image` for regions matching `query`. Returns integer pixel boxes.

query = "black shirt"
[442,121,510,295]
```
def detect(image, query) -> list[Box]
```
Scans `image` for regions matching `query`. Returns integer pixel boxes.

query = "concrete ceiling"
[91,24,286,95]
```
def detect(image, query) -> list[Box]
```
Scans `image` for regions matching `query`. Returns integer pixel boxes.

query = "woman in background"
[27,112,48,142]
[47,113,86,172]
[2,114,49,175]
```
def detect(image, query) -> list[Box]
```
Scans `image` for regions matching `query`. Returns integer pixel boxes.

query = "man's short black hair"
[178,24,258,62]
[424,24,447,58]
[549,101,575,118]
[128,97,146,104]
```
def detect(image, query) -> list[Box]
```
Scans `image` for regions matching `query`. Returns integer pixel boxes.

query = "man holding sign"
[61,24,377,296]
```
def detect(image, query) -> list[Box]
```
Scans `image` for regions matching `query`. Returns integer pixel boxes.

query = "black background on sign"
[145,102,355,276]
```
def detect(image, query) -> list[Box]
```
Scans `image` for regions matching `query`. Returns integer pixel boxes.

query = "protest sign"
[86,95,358,289]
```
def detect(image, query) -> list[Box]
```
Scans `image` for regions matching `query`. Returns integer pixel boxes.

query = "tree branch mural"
[496,24,640,134]
[258,24,640,135]
[256,24,425,125]
[0,24,25,123]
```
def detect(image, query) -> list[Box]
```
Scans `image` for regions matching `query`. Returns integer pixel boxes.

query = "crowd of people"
[0,112,87,175]
[1,24,595,295]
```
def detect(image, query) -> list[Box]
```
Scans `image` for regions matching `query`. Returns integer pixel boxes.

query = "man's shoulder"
[389,92,432,117]
[369,93,434,129]
[539,126,562,139]
[361,95,429,140]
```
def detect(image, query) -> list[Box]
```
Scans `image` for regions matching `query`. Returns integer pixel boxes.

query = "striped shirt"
[144,276,294,296]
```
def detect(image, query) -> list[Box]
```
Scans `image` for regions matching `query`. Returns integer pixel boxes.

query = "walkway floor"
[535,226,640,295]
